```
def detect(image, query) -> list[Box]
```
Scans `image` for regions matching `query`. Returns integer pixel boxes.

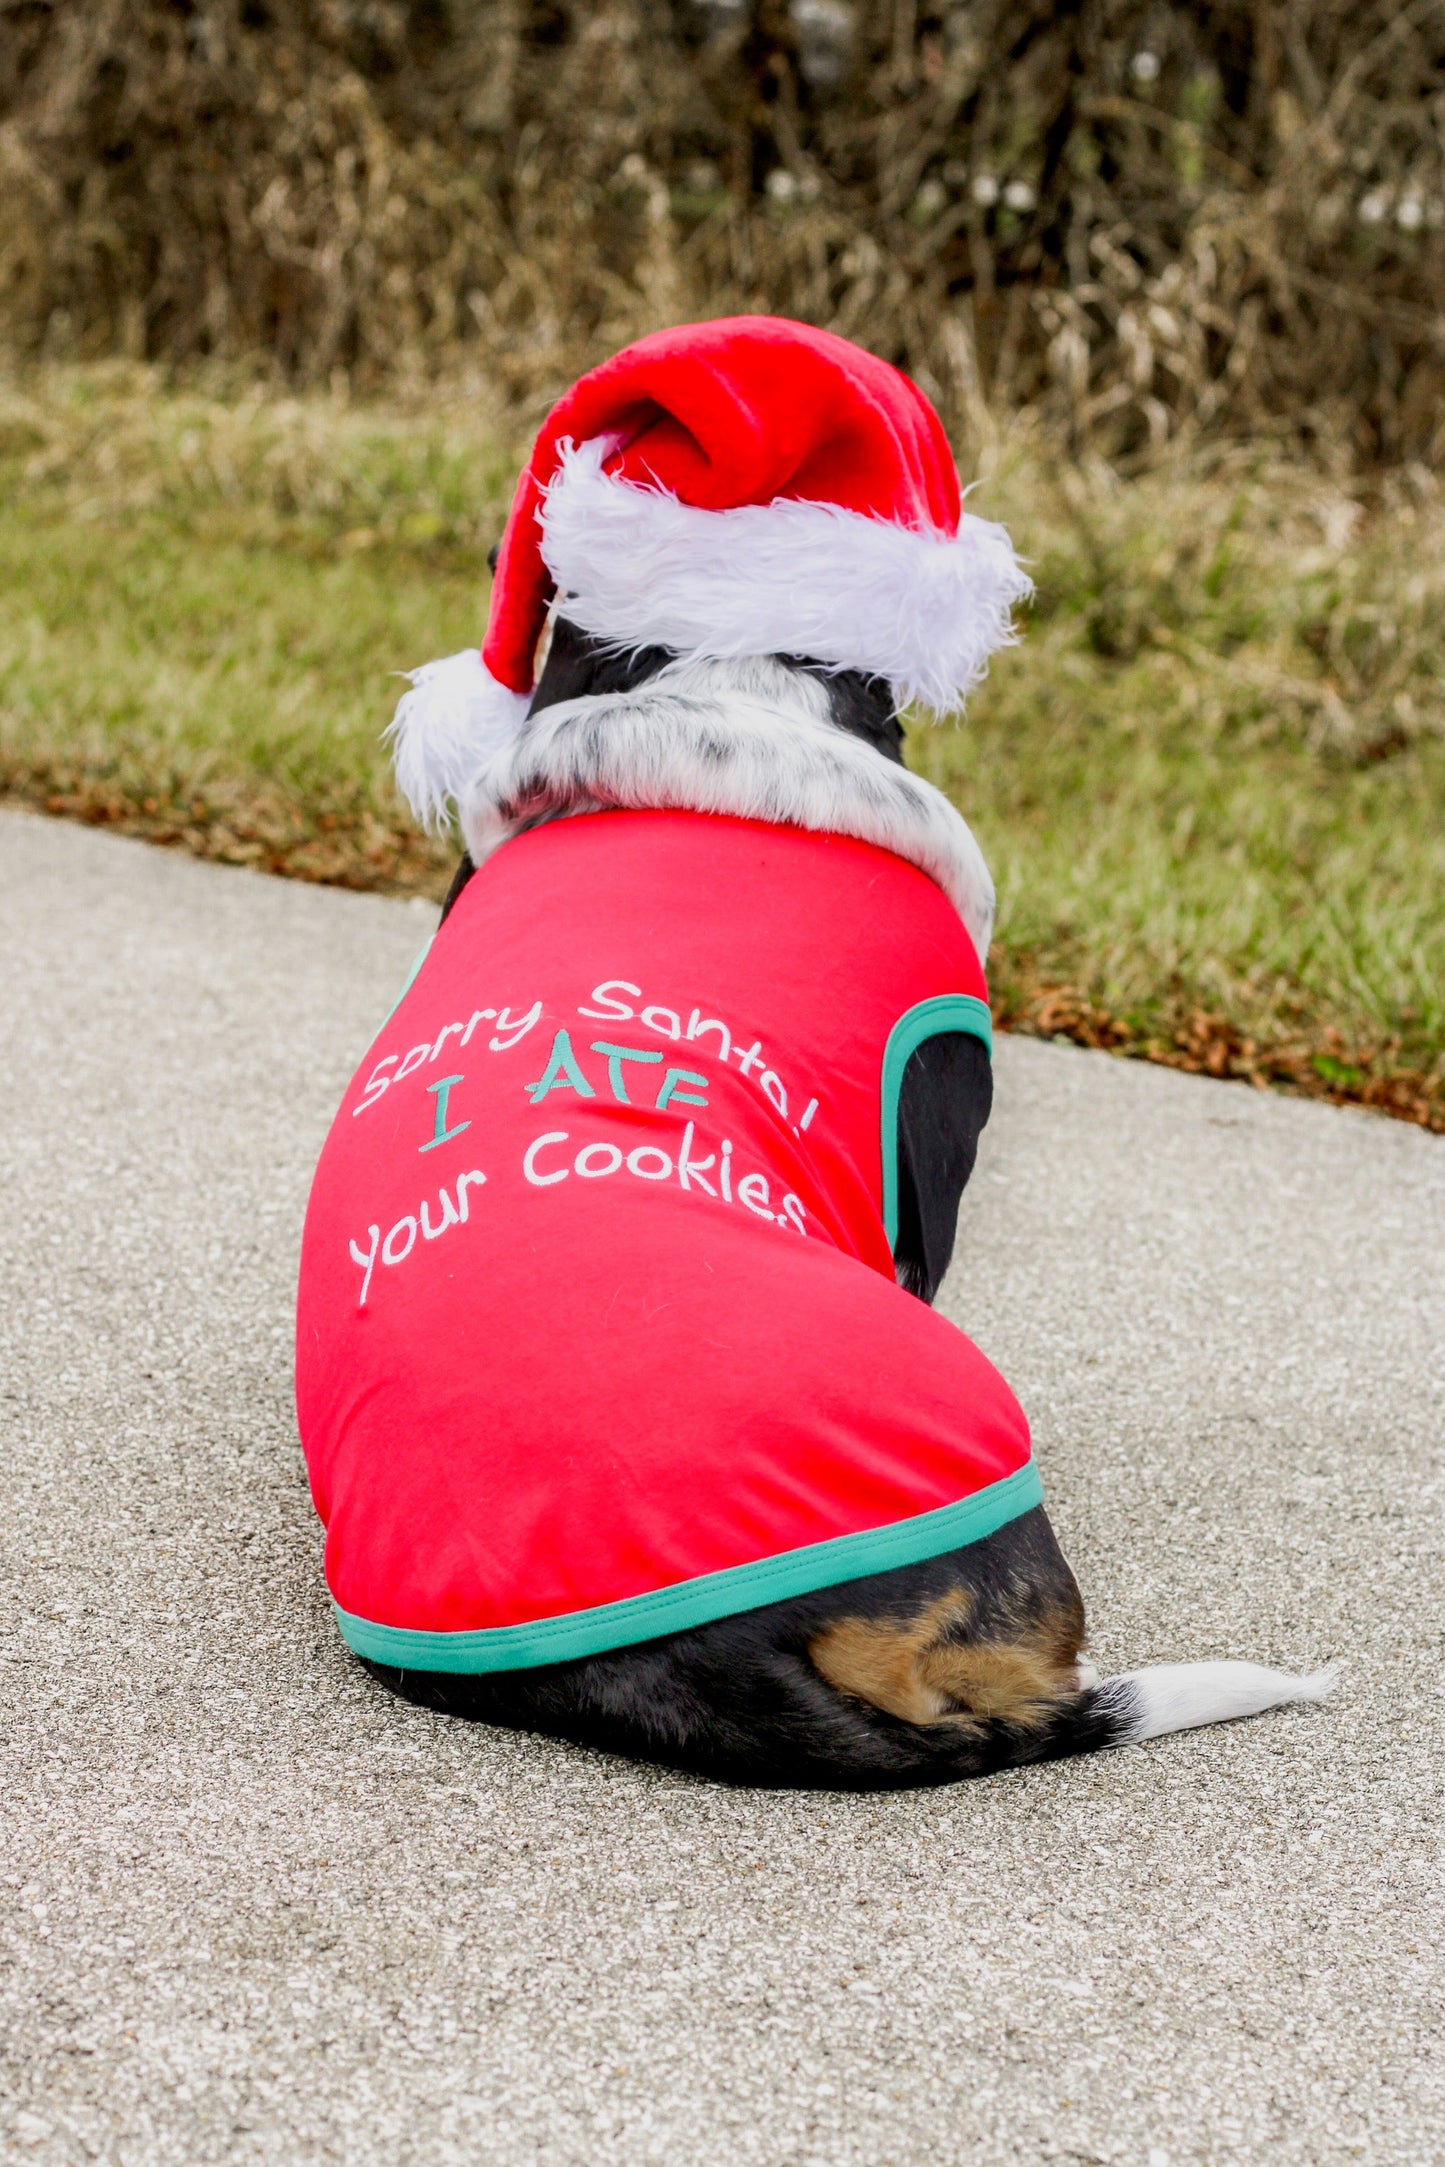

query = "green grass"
[2,367,1441,1123]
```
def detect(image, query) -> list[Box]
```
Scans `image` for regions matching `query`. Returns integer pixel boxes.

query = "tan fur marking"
[809,1592,969,1725]
[809,1590,1084,1734]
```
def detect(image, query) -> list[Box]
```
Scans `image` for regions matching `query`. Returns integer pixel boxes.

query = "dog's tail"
[903,1657,1341,1788]
[803,1563,1338,1786]
[1042,1657,1338,1764]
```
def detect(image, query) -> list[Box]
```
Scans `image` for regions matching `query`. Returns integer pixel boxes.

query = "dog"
[303,618,1333,1790]
[295,318,1332,1789]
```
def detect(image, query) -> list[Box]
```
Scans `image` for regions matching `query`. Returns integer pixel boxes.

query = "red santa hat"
[390,315,1030,828]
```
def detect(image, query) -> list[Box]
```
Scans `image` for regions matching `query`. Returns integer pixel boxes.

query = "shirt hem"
[331,1458,1043,1674]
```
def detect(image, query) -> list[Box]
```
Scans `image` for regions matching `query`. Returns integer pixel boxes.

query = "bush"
[2,2,1443,460]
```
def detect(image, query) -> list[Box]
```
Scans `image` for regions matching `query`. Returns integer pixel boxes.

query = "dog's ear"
[799,666,905,767]
[528,617,678,716]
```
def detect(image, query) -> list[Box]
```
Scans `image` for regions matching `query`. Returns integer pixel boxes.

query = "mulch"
[993,976,1440,1133]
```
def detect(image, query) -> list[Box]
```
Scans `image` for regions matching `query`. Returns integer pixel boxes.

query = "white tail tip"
[1109,1659,1338,1744]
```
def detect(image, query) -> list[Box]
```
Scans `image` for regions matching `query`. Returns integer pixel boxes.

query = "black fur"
[363,1508,1123,1791]
[895,1032,992,1301]
[529,612,906,765]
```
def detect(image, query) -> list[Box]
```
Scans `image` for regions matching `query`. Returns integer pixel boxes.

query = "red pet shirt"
[295,811,1039,1671]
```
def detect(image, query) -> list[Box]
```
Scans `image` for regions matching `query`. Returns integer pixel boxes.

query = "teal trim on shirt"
[378,936,435,1031]
[332,1458,1043,1675]
[879,994,993,1249]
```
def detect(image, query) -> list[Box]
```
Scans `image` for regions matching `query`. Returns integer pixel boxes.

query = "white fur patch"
[1108,1660,1338,1744]
[539,438,1032,715]
[459,656,997,955]
[386,650,531,831]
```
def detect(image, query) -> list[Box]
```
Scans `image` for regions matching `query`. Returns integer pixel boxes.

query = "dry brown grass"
[3,3,1444,462]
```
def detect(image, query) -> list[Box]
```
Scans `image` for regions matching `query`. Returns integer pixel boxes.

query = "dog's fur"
[364,618,1333,1788]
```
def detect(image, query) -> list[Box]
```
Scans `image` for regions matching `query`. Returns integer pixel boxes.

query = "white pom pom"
[385,650,531,831]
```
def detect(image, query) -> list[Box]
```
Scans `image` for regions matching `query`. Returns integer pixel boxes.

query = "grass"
[2,365,1441,1129]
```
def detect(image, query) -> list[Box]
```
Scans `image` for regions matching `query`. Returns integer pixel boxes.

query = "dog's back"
[297,633,1333,1787]
[298,805,1033,1675]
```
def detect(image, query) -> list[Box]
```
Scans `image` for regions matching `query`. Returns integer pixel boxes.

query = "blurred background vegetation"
[1,2,1441,1122]
[5,0,1445,461]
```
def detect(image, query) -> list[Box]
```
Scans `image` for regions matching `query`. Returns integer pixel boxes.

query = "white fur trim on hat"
[538,438,1031,714]
[386,650,531,831]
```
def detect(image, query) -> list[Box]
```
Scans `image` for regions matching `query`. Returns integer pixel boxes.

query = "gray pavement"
[1,803,1441,2167]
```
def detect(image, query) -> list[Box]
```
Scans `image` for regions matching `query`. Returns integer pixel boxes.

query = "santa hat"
[390,316,1030,829]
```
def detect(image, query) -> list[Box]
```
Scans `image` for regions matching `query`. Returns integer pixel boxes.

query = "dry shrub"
[1021,446,1445,764]
[2,2,1443,459]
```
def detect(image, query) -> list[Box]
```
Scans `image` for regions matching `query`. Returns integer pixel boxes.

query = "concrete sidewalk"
[1,805,1440,2167]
